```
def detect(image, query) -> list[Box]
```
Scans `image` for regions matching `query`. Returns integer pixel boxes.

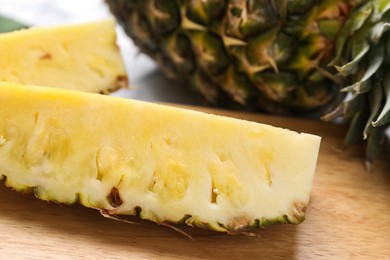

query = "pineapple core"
[0,19,127,93]
[0,82,321,233]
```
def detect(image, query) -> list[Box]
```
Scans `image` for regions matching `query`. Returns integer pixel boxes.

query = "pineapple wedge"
[0,19,127,93]
[0,82,321,233]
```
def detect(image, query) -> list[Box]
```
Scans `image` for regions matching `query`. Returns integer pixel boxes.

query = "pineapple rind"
[0,82,320,233]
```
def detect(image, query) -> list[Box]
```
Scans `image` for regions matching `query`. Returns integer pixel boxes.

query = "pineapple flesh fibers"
[0,19,128,93]
[0,82,321,233]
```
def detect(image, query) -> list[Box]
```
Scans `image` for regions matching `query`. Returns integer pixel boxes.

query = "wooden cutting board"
[0,105,389,259]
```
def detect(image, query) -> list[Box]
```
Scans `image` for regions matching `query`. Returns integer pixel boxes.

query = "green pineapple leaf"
[0,14,27,33]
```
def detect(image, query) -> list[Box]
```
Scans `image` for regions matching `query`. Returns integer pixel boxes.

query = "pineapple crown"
[323,0,390,166]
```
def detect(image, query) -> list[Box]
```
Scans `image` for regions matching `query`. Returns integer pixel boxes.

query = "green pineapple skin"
[106,0,390,163]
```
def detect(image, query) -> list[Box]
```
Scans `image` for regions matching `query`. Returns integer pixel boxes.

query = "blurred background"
[0,0,204,106]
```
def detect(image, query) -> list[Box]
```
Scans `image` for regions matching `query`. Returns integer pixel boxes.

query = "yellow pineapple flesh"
[0,82,321,233]
[0,19,128,93]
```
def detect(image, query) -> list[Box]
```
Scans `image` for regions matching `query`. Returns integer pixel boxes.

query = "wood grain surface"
[0,105,389,259]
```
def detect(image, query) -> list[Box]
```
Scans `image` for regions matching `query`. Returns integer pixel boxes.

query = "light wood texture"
[0,105,389,259]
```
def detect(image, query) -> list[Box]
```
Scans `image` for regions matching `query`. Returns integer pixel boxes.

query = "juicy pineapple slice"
[0,19,128,93]
[0,82,321,233]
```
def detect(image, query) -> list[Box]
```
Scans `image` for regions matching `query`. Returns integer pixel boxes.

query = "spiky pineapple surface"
[0,19,128,93]
[107,0,390,164]
[0,81,320,233]
[106,0,360,113]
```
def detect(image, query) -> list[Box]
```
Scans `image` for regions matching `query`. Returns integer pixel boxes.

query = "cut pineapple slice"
[0,19,128,93]
[0,82,321,233]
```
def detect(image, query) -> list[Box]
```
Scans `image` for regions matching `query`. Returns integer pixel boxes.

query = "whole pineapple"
[106,0,390,166]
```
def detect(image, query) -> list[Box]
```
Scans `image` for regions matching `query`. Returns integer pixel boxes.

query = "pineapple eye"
[107,187,123,208]
[211,185,219,204]
[0,135,6,146]
[230,7,242,17]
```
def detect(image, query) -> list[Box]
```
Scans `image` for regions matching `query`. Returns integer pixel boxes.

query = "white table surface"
[0,0,204,106]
